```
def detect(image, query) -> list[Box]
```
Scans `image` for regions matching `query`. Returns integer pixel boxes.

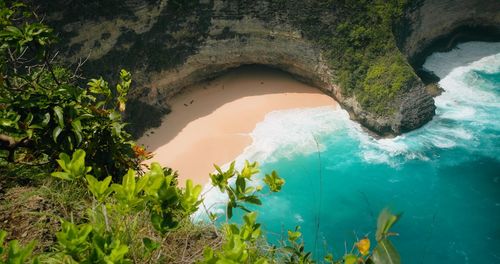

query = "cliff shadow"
[137,64,336,153]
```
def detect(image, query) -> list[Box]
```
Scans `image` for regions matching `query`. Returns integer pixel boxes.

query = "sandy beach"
[138,66,337,185]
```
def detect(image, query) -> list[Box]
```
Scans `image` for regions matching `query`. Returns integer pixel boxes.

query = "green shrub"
[0,230,38,264]
[286,0,414,116]
[359,54,417,114]
[0,2,144,179]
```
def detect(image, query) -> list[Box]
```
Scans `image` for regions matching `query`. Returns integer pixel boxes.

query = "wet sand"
[138,66,337,185]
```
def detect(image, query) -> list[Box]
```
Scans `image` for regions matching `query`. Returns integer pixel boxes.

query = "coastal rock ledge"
[38,0,500,137]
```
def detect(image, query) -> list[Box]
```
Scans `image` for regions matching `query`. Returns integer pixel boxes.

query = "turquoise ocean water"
[198,42,500,263]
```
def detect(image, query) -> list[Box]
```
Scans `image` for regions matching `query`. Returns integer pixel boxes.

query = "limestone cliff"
[397,0,500,64]
[35,0,499,137]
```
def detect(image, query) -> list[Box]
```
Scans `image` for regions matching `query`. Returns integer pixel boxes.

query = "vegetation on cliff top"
[38,0,417,120]
[283,0,416,114]
[1,2,403,263]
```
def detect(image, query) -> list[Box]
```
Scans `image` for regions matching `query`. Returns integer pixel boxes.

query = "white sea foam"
[350,42,500,166]
[294,214,304,223]
[196,42,500,219]
[241,106,346,162]
[362,150,390,164]
[194,106,348,220]
[429,135,456,148]
[423,42,500,78]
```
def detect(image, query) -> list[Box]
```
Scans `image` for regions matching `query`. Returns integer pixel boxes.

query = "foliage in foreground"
[1,148,402,263]
[0,2,146,178]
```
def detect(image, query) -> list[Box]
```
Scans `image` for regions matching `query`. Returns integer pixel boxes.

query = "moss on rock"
[360,53,416,114]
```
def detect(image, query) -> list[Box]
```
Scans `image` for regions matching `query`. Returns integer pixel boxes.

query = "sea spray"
[193,106,347,221]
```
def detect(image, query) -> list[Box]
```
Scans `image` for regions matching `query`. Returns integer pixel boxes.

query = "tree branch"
[0,134,33,162]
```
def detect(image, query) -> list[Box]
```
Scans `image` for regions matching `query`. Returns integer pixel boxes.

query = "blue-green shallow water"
[198,42,500,263]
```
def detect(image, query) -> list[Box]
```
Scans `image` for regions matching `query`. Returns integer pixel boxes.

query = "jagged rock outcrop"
[36,0,500,137]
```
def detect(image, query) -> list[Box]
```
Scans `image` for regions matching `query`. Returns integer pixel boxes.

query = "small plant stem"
[102,203,110,232]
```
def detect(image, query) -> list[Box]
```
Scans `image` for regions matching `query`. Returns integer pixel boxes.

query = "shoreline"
[138,66,337,185]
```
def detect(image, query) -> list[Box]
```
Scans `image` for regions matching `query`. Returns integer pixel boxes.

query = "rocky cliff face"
[37,0,499,137]
[397,0,500,63]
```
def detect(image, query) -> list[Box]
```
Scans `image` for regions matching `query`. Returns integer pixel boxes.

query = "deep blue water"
[200,42,500,263]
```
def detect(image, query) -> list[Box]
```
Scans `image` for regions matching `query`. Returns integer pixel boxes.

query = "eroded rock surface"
[36,0,499,137]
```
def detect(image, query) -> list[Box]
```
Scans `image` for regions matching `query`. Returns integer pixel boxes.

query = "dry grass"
[145,222,222,263]
[0,178,222,263]
[0,186,61,252]
[0,176,90,253]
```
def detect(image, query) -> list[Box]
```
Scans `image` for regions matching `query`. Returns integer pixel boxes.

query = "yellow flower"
[356,238,370,256]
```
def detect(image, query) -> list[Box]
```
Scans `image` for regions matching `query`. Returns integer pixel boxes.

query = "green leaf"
[376,208,402,241]
[150,212,178,233]
[209,161,236,192]
[227,203,233,219]
[51,149,91,181]
[53,106,64,128]
[41,113,50,126]
[5,239,36,264]
[56,221,92,257]
[119,69,131,82]
[287,227,301,242]
[214,164,223,174]
[142,237,160,253]
[157,181,178,204]
[87,77,110,98]
[111,169,148,212]
[202,247,215,261]
[66,135,74,150]
[243,212,257,226]
[263,171,285,192]
[52,126,62,142]
[108,111,121,122]
[254,258,268,264]
[73,129,82,145]
[86,175,112,202]
[78,113,94,119]
[4,25,22,37]
[24,113,33,125]
[344,254,358,264]
[118,96,126,112]
[123,169,136,194]
[0,111,20,128]
[136,175,149,195]
[51,171,72,180]
[239,161,259,179]
[370,239,400,264]
[180,179,202,213]
[71,119,82,132]
[0,118,14,127]
[324,253,334,263]
[57,152,71,171]
[0,230,7,251]
[26,129,33,139]
[70,149,88,175]
[104,240,129,263]
[242,195,261,205]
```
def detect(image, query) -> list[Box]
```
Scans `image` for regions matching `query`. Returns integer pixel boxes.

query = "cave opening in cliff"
[408,24,500,84]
